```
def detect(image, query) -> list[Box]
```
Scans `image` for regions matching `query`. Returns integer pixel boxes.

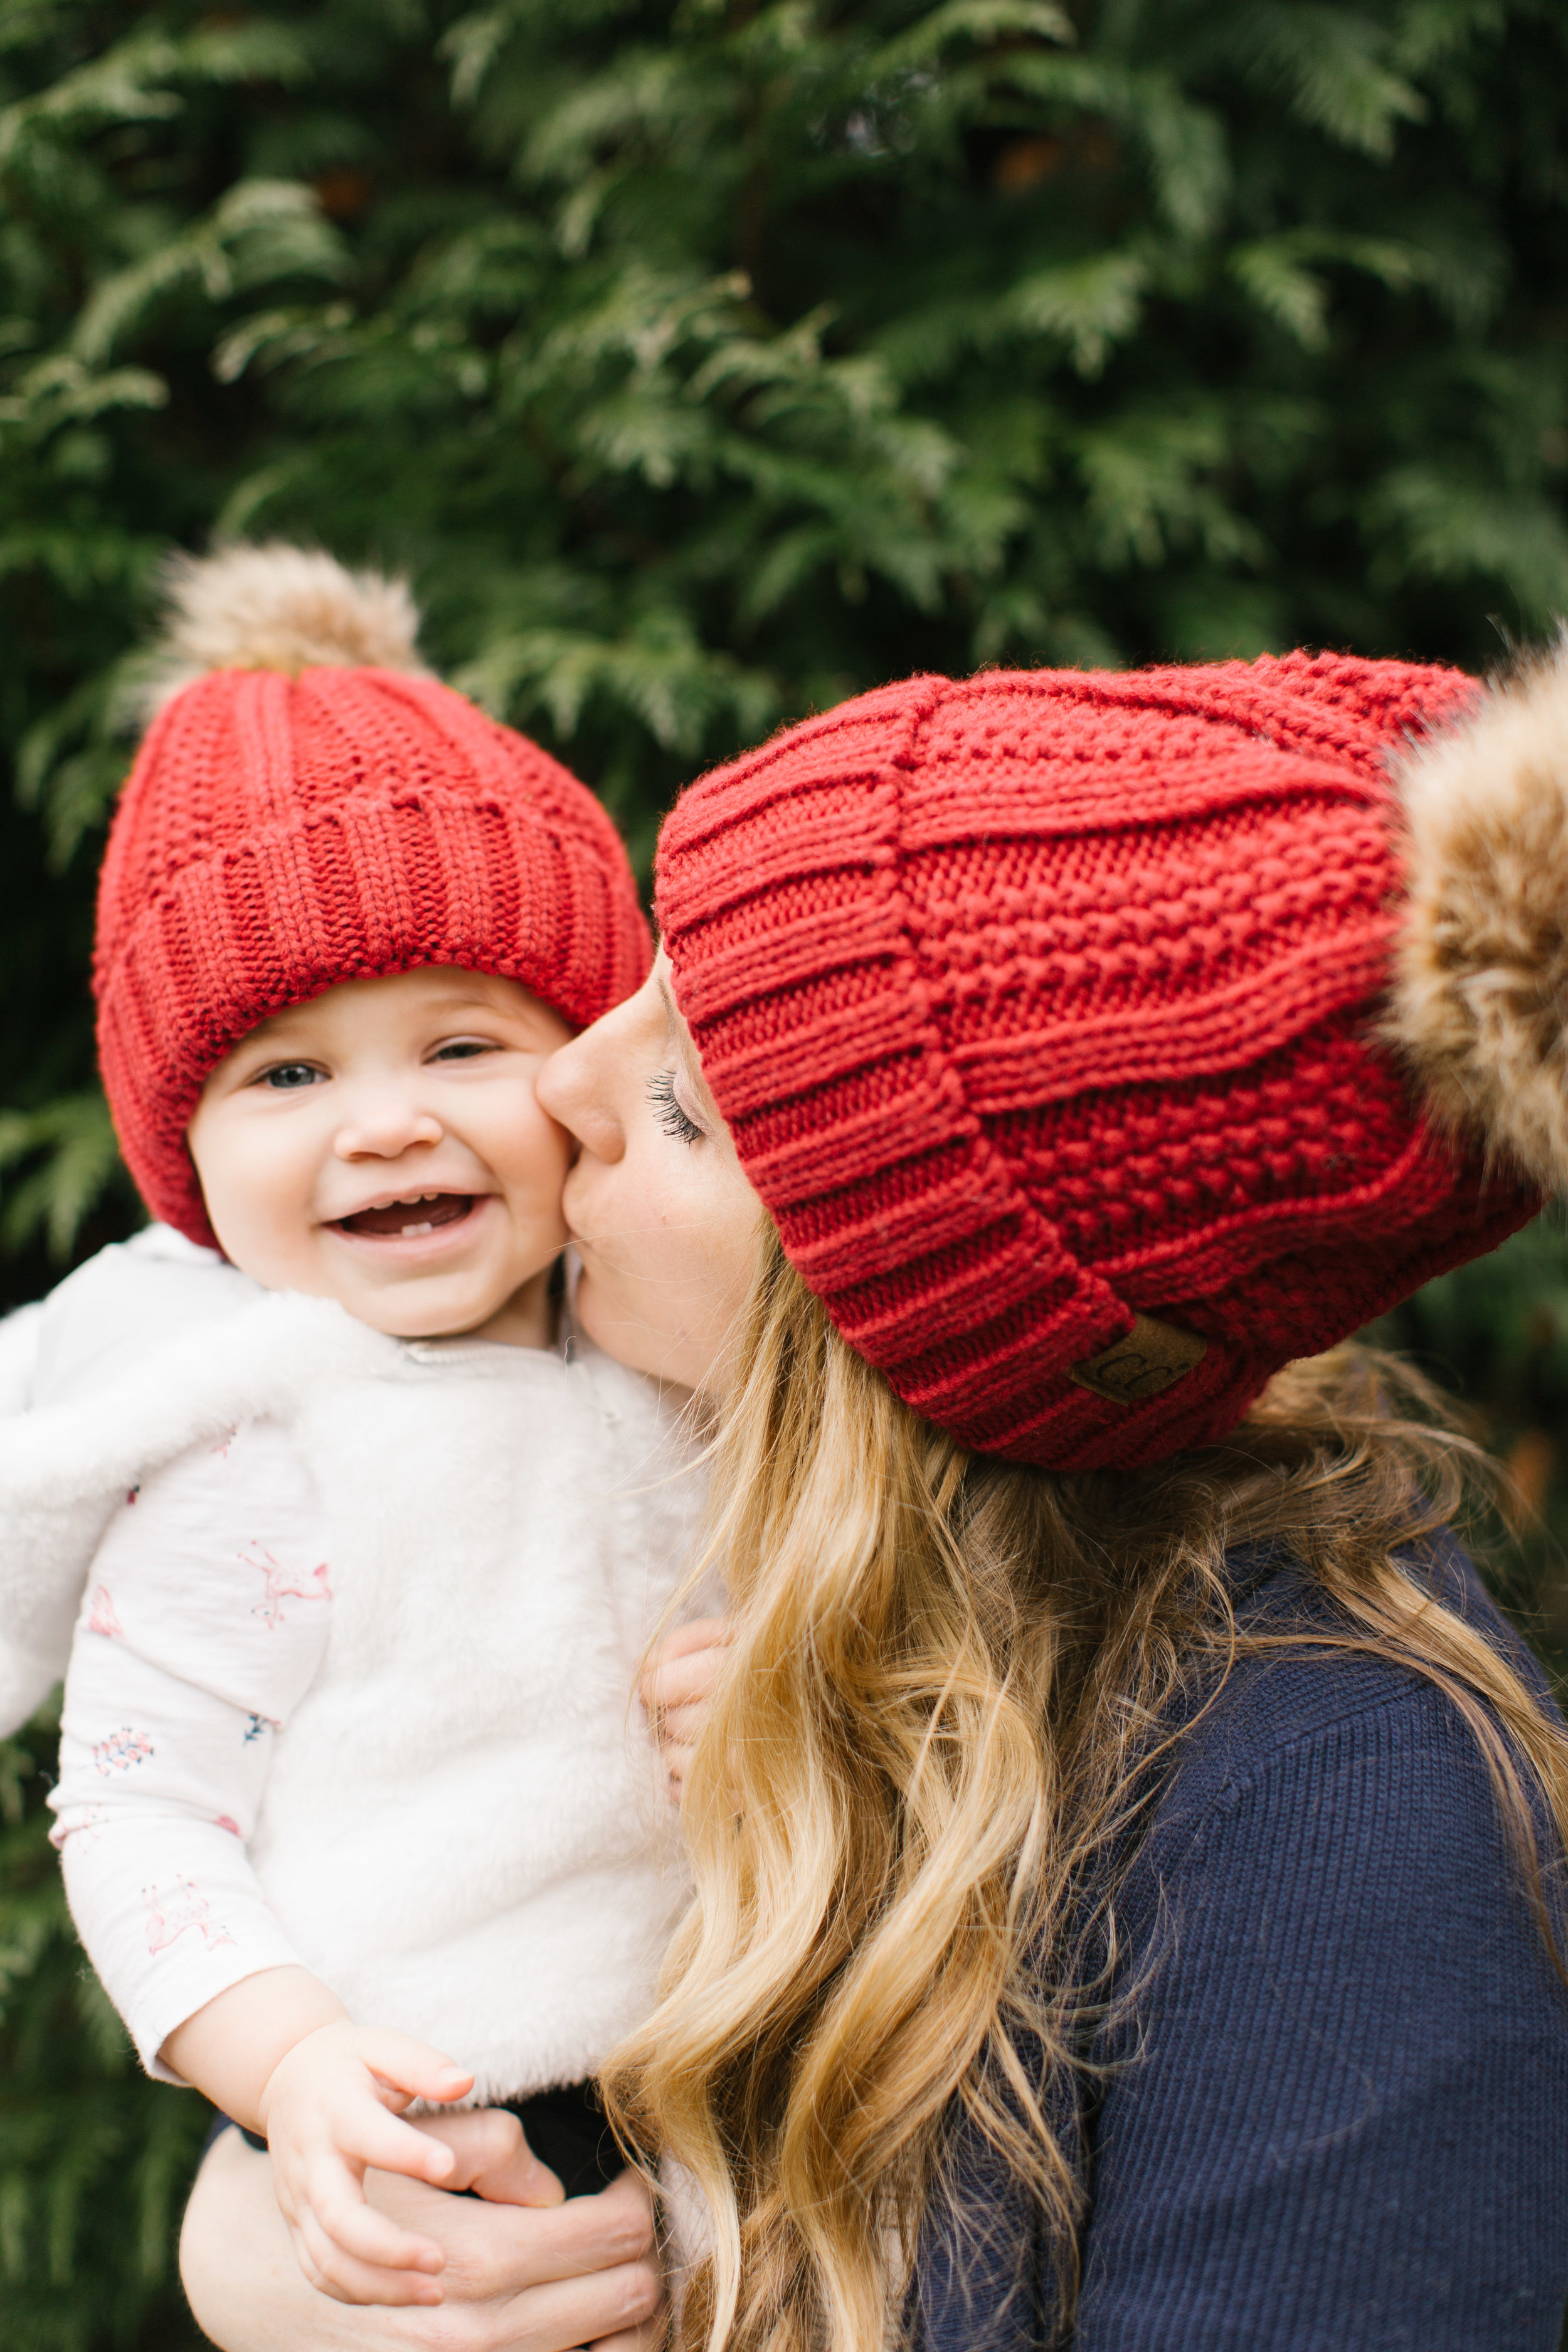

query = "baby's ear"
[1388,634,1568,1195]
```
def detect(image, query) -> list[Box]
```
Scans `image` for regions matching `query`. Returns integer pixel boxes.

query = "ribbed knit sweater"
[914,1547,1568,2351]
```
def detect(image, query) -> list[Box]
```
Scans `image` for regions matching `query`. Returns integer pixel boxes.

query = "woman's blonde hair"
[605,1227,1568,2352]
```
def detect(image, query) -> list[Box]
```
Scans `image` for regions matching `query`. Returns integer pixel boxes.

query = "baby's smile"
[186,967,574,1343]
[329,1189,480,1242]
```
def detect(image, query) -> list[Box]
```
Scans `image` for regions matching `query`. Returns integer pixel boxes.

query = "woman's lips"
[331,1192,477,1241]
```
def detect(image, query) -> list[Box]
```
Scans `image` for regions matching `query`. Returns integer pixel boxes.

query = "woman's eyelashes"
[647,1070,704,1145]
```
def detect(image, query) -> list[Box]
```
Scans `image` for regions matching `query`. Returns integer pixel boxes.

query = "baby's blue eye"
[260,1063,322,1091]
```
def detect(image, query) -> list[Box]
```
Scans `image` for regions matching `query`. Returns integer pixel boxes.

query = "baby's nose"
[332,1096,444,1158]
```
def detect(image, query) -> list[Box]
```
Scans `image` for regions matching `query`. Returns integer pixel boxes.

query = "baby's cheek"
[517,1119,574,1211]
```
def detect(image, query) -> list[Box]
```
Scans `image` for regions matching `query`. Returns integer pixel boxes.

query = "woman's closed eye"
[648,1071,704,1145]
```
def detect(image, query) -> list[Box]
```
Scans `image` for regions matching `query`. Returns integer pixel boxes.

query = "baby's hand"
[641,1616,729,1799]
[258,2022,489,2304]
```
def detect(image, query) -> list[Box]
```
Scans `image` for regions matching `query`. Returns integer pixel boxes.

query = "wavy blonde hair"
[605,1228,1568,2352]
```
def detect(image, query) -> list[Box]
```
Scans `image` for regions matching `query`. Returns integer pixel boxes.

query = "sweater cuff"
[136,1938,312,2087]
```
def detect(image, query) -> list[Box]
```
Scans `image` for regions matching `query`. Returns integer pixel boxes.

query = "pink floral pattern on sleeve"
[52,1418,331,2074]
[144,1875,235,1955]
[88,1586,123,1639]
[93,1727,153,1776]
[242,1545,332,1631]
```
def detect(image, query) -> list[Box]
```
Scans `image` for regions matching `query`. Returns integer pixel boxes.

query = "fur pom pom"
[135,542,430,719]
[1388,634,1568,1194]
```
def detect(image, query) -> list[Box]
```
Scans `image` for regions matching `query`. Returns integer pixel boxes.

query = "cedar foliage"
[1,3,1566,2341]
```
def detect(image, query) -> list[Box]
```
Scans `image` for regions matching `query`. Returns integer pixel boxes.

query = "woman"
[183,648,1568,2350]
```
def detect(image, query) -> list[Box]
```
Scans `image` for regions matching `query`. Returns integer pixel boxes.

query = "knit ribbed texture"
[95,665,650,1245]
[655,654,1542,1471]
[915,1551,1568,2352]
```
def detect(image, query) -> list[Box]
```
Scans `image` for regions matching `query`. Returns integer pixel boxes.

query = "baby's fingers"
[642,1619,729,1712]
[339,2101,466,2188]
[655,1616,730,1663]
[309,2175,447,2279]
[356,2028,474,2111]
[281,2139,448,2291]
[657,1699,709,1748]
[291,2203,445,2309]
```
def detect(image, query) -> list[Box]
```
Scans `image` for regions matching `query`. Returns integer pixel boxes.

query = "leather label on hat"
[1069,1316,1208,1407]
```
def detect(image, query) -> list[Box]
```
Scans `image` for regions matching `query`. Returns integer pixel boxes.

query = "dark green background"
[3,3,1567,2341]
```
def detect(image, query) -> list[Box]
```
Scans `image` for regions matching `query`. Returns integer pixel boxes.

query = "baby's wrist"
[256,2018,334,2133]
[162,1966,349,2137]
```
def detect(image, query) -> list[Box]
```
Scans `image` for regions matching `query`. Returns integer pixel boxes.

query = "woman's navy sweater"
[915,1547,1568,2350]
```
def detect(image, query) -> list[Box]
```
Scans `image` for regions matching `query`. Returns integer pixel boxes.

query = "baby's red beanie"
[656,650,1568,1471]
[95,546,650,1248]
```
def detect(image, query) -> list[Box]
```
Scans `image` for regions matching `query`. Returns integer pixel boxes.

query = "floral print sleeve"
[50,1420,331,2082]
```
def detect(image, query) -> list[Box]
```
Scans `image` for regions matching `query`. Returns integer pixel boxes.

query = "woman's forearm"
[181,2131,384,2351]
[180,2122,665,2352]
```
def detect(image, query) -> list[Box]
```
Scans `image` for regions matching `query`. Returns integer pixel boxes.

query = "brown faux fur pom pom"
[134,542,431,721]
[1389,634,1568,1194]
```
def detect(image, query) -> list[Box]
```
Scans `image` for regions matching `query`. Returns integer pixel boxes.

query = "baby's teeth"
[401,1220,435,1237]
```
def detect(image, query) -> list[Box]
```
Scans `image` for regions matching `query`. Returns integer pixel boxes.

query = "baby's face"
[186,967,574,1342]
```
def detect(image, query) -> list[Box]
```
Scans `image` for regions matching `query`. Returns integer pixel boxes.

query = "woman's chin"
[570,1269,628,1361]
[572,1273,679,1386]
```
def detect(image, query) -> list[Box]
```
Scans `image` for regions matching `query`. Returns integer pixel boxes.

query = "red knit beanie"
[655,649,1568,1471]
[96,545,650,1248]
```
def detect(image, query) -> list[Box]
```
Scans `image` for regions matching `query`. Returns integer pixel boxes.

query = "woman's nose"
[536,1034,624,1163]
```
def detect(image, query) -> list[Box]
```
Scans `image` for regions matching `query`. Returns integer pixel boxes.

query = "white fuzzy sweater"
[1,1229,706,2100]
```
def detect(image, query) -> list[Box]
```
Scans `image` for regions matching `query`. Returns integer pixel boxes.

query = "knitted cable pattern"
[97,665,649,1245]
[655,653,1542,1471]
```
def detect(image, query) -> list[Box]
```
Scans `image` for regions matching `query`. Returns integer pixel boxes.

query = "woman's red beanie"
[95,545,650,1248]
[655,650,1568,1471]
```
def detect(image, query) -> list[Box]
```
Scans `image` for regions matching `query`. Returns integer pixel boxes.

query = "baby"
[0,548,707,2306]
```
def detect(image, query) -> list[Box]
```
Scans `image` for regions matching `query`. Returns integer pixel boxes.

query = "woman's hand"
[179,2110,665,2351]
[642,1617,729,1798]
